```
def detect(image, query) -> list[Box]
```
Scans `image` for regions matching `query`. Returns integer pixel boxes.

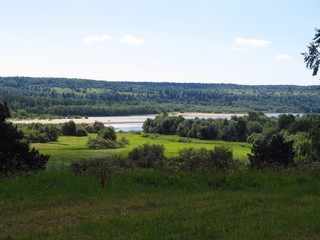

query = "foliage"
[176,146,234,172]
[1,77,320,119]
[98,126,117,141]
[87,136,129,150]
[20,123,60,143]
[62,120,88,136]
[249,134,294,169]
[0,102,49,175]
[302,28,320,77]
[128,143,165,168]
[69,156,132,187]
[62,121,77,136]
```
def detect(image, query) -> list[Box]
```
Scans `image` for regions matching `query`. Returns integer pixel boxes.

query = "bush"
[87,136,129,149]
[98,127,117,141]
[87,137,117,149]
[249,134,294,169]
[76,128,88,136]
[21,123,60,143]
[128,143,165,168]
[176,146,234,172]
[62,121,77,136]
[208,145,233,171]
[70,156,133,187]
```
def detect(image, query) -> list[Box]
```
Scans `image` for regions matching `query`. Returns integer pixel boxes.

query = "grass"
[31,133,252,166]
[1,169,320,239]
[6,133,317,238]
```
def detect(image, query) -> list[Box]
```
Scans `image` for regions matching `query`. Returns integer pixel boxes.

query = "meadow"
[1,169,320,239]
[2,133,320,239]
[31,133,252,166]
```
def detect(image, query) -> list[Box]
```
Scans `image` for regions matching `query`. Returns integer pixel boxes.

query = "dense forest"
[0,77,319,118]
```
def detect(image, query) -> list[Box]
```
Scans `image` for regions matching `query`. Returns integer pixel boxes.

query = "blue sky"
[0,0,319,85]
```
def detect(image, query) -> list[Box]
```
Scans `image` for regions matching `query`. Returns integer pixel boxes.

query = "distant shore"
[10,113,246,125]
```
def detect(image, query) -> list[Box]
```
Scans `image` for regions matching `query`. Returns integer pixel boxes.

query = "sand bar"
[10,113,246,125]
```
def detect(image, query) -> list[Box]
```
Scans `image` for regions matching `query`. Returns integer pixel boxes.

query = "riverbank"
[10,113,246,125]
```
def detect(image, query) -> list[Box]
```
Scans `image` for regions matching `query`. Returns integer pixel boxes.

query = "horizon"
[1,75,318,87]
[1,1,319,85]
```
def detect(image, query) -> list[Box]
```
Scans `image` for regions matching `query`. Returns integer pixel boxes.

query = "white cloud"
[274,54,293,60]
[231,45,247,52]
[121,35,145,46]
[83,34,112,43]
[233,37,271,47]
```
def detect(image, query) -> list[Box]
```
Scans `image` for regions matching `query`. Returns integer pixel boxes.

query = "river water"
[88,113,293,132]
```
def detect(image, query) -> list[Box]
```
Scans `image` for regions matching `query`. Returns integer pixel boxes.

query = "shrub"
[208,145,233,171]
[176,146,234,172]
[87,137,117,149]
[92,121,105,133]
[249,134,294,169]
[62,121,77,136]
[76,128,88,136]
[98,127,117,141]
[128,143,165,168]
[177,138,192,143]
[70,156,133,187]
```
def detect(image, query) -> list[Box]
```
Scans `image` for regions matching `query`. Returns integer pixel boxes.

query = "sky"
[0,0,319,85]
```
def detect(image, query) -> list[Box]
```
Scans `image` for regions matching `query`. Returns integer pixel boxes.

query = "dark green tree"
[0,102,49,175]
[128,143,165,168]
[61,121,77,136]
[302,28,320,77]
[98,126,117,141]
[249,134,294,169]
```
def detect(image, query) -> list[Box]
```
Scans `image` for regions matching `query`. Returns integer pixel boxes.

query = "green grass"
[31,133,252,166]
[1,170,320,239]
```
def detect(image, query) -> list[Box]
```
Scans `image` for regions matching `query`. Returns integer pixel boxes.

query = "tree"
[128,143,165,168]
[98,126,116,141]
[302,28,320,77]
[61,121,77,136]
[0,102,49,175]
[248,134,294,169]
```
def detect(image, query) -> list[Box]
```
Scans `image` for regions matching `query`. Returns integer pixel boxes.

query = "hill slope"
[0,77,319,118]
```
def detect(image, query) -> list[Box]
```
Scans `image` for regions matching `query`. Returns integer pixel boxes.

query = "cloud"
[121,35,145,46]
[274,54,293,60]
[83,34,112,43]
[233,37,271,48]
[231,45,247,52]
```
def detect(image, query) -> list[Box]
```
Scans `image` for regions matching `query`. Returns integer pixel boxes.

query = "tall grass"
[1,169,320,239]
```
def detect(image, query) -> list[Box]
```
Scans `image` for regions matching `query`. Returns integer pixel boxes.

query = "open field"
[1,170,320,239]
[31,133,252,166]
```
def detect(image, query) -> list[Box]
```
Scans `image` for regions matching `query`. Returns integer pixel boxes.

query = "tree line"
[143,112,320,165]
[1,77,320,118]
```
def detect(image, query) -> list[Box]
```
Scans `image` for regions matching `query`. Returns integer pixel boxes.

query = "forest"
[1,76,320,118]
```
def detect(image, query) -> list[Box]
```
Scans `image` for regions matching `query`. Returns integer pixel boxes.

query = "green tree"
[249,134,294,169]
[128,143,165,168]
[61,121,77,136]
[0,102,49,175]
[98,127,117,141]
[302,28,320,77]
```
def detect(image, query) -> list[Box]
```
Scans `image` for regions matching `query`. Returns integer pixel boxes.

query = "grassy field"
[1,169,320,239]
[4,133,319,239]
[31,133,252,167]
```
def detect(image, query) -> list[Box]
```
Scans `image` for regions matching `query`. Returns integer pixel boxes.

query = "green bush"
[70,156,133,187]
[87,137,117,149]
[98,127,117,141]
[249,134,294,169]
[128,143,165,168]
[176,146,234,172]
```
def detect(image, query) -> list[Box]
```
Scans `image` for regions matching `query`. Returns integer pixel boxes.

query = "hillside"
[0,77,319,118]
